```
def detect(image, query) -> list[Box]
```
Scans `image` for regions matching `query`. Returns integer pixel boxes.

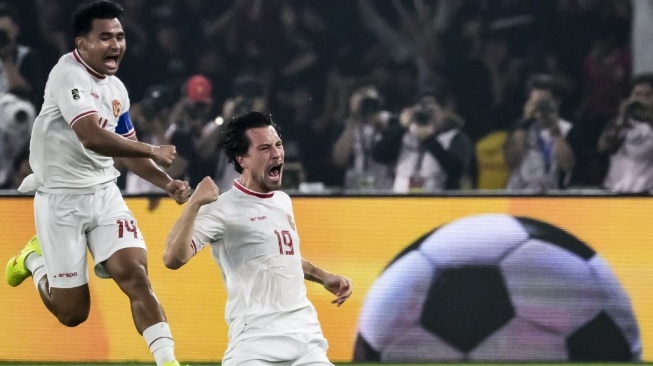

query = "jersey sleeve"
[191,201,226,255]
[115,78,134,137]
[50,62,98,127]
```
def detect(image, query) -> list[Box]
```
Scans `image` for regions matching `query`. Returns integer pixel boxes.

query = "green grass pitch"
[0,363,647,366]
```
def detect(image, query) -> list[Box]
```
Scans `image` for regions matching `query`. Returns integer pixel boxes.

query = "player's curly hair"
[72,0,124,37]
[219,111,278,174]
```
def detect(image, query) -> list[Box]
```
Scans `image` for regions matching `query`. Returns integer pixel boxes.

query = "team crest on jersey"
[287,214,296,231]
[71,88,81,100]
[112,100,122,118]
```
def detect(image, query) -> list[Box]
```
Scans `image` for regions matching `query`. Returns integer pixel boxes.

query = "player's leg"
[14,192,93,326]
[102,247,165,332]
[290,333,333,366]
[88,185,180,366]
[7,235,92,326]
[292,342,333,366]
[37,280,91,327]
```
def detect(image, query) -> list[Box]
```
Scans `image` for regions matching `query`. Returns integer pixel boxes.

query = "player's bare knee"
[56,308,90,327]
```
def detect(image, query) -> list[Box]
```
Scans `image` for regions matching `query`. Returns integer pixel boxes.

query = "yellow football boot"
[5,235,42,287]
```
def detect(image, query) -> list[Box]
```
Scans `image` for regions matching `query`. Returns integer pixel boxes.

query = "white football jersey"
[603,119,653,193]
[21,50,133,193]
[192,180,322,341]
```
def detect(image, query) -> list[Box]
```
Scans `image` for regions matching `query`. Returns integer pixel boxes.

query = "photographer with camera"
[503,75,575,192]
[599,74,653,193]
[372,93,473,193]
[332,84,394,191]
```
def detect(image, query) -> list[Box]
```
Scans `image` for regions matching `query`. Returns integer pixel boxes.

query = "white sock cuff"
[25,253,44,273]
[31,265,47,289]
[143,322,175,352]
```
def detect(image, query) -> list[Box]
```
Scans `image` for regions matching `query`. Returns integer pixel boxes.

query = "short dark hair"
[631,73,653,92]
[72,0,124,37]
[526,74,562,101]
[219,112,278,174]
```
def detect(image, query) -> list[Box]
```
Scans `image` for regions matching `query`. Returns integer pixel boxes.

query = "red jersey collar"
[233,179,274,199]
[73,49,106,80]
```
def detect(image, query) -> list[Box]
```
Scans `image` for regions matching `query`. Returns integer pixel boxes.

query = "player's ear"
[75,36,86,51]
[236,155,246,169]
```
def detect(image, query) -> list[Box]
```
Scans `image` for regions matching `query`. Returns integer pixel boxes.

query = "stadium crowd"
[1,0,652,195]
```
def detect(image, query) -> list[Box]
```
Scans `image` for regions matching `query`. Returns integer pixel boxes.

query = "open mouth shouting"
[268,162,283,183]
[104,53,121,71]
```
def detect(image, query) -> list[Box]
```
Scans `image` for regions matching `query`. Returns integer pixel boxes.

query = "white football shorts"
[33,184,146,288]
[222,332,332,366]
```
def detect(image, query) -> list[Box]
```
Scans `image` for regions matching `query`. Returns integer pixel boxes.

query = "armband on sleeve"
[116,111,135,138]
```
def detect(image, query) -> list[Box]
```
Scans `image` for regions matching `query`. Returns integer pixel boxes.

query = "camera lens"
[412,106,431,126]
[534,99,555,117]
[360,96,381,115]
[14,110,28,124]
[0,29,9,48]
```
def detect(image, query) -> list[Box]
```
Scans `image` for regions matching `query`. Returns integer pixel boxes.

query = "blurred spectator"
[0,0,643,195]
[373,93,474,193]
[598,74,653,193]
[120,84,173,195]
[503,75,575,192]
[332,84,394,191]
[0,91,34,188]
[0,2,45,109]
[166,74,218,187]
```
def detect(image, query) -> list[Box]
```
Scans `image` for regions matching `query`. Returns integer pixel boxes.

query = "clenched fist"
[151,145,177,168]
[189,176,220,206]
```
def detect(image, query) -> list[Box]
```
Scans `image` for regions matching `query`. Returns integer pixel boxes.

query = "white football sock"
[25,253,47,288]
[25,252,43,272]
[143,322,176,366]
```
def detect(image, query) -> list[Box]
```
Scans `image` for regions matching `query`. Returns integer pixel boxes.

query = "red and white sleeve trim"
[122,129,136,138]
[70,110,98,127]
[191,240,199,255]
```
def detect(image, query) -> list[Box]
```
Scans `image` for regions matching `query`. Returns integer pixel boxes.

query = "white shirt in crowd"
[603,119,653,193]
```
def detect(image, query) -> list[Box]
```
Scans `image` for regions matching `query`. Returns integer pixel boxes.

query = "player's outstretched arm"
[302,258,353,307]
[72,114,176,167]
[164,177,219,269]
[119,136,192,204]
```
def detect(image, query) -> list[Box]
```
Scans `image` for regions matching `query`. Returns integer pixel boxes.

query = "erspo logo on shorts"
[56,272,78,278]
